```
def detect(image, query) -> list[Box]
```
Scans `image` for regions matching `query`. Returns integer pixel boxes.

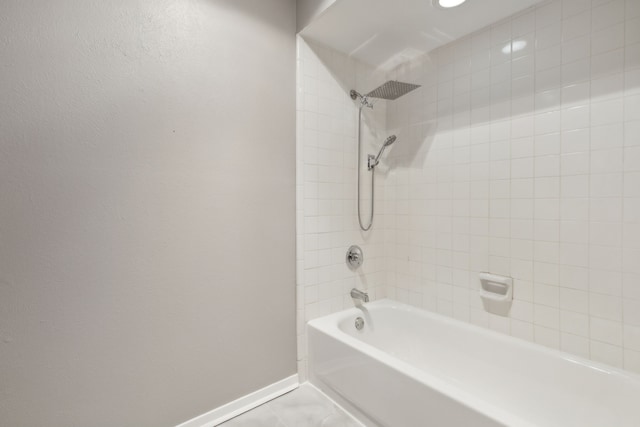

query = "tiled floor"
[218,384,363,427]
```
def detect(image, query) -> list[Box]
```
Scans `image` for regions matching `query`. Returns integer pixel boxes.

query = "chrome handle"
[346,245,363,269]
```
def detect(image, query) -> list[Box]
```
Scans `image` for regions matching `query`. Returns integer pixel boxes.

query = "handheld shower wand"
[368,135,397,170]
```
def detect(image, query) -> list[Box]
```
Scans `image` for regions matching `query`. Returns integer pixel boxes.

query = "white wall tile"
[375,0,640,371]
[299,0,640,376]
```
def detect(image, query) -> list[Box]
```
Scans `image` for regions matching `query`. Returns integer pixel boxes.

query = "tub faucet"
[350,288,369,303]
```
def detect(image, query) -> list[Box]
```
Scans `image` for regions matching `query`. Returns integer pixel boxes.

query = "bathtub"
[307,299,640,427]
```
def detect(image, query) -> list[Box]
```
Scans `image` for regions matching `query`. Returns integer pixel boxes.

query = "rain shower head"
[366,80,421,100]
[350,80,421,106]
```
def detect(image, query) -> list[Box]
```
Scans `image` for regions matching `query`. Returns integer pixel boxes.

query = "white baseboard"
[176,374,299,427]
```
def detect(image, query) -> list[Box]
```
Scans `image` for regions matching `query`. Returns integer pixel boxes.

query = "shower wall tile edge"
[295,35,389,380]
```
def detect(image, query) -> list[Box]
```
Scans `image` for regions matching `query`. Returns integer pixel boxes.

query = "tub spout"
[350,288,369,303]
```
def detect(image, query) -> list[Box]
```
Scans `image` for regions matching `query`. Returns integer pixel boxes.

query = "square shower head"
[366,80,421,100]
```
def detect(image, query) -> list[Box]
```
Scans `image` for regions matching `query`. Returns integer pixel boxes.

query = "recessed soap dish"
[479,272,513,316]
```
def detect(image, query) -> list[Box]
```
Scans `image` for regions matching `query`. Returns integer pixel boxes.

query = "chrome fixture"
[346,245,363,269]
[351,80,421,231]
[364,80,421,101]
[351,81,421,103]
[355,317,365,330]
[350,90,374,108]
[368,135,397,170]
[350,288,369,303]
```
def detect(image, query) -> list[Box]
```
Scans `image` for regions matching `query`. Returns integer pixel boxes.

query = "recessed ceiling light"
[435,0,467,8]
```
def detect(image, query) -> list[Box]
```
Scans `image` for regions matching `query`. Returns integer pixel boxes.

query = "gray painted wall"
[296,0,337,31]
[0,1,297,426]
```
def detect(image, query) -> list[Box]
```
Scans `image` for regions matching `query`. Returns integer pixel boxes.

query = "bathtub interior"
[313,300,640,427]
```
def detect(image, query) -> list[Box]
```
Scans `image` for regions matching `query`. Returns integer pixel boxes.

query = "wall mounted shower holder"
[479,272,513,316]
[367,154,377,170]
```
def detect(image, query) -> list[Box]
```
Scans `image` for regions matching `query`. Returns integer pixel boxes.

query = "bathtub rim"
[307,298,640,427]
[309,298,640,382]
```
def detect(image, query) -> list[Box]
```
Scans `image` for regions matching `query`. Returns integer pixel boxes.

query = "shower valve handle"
[346,245,363,269]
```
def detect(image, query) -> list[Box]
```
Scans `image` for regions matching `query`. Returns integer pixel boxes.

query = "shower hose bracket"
[367,154,377,170]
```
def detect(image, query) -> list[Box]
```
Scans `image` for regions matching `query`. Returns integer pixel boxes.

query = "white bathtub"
[308,299,640,427]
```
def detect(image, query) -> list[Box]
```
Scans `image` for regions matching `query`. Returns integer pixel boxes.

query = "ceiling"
[300,0,544,70]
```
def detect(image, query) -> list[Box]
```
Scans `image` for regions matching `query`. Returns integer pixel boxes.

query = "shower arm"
[350,90,374,109]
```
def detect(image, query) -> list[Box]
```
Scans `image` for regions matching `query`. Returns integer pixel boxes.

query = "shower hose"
[357,104,374,231]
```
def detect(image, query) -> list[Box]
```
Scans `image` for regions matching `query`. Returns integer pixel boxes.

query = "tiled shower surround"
[295,39,389,378]
[297,0,640,377]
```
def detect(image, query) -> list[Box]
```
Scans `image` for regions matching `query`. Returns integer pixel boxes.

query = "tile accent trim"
[175,375,299,427]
